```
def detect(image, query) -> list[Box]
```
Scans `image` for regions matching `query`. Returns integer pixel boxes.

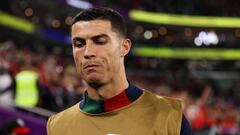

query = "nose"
[83,43,96,59]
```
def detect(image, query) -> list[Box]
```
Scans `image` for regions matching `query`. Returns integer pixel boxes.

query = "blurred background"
[0,0,240,135]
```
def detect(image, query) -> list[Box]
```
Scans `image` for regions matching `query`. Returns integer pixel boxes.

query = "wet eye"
[73,39,86,48]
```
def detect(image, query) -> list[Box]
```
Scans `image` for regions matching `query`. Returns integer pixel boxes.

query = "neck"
[86,68,129,100]
[87,78,129,100]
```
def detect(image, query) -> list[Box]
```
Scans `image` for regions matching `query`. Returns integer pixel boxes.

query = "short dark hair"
[72,7,127,37]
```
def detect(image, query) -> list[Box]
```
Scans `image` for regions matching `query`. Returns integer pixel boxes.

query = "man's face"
[71,20,124,87]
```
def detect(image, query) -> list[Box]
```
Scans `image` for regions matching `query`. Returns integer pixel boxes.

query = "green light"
[0,11,34,33]
[133,47,240,60]
[129,10,240,28]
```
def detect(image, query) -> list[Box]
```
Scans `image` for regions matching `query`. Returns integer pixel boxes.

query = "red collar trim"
[103,91,131,112]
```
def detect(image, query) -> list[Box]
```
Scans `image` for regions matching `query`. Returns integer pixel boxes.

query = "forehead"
[71,20,114,38]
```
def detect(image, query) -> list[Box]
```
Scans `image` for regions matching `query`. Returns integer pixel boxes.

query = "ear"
[120,38,132,57]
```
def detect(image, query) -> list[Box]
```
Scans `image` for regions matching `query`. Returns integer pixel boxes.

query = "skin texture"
[71,20,131,100]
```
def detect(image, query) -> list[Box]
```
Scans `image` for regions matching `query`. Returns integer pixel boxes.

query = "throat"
[88,82,127,99]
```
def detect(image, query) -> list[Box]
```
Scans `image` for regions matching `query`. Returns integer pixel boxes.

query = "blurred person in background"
[0,41,19,106]
[0,46,15,106]
[14,51,55,110]
[41,57,74,111]
[0,41,20,76]
[47,7,193,135]
[0,118,31,135]
[14,52,39,108]
[40,57,64,111]
[61,65,85,108]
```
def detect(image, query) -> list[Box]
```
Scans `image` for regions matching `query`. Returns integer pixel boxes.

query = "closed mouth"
[84,64,99,69]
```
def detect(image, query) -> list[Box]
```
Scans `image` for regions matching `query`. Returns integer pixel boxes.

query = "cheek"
[105,51,121,71]
[73,51,83,72]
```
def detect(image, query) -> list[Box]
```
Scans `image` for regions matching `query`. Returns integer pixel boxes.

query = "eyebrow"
[72,37,84,42]
[72,34,109,41]
[91,34,109,41]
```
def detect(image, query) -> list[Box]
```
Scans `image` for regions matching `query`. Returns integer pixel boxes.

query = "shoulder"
[143,90,183,134]
[47,103,84,134]
[49,103,81,120]
[143,90,182,111]
[143,91,182,119]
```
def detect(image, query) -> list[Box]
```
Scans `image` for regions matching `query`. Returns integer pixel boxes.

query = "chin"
[87,76,101,83]
[84,74,103,85]
[83,72,107,88]
[86,73,102,81]
[87,78,104,89]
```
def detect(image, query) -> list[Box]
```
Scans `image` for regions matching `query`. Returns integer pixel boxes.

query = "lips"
[84,65,98,69]
[83,63,100,69]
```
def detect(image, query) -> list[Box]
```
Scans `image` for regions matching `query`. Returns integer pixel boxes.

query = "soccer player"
[47,7,193,135]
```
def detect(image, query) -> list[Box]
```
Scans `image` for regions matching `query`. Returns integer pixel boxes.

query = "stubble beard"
[83,72,106,90]
[87,79,104,90]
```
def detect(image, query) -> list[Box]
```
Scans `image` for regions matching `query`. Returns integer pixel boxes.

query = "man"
[47,7,193,135]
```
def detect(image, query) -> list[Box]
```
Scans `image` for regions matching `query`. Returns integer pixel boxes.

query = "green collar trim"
[81,92,104,114]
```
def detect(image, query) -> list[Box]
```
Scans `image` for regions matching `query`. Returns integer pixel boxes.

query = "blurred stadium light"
[66,0,93,9]
[129,10,240,28]
[0,11,34,33]
[194,31,219,46]
[133,47,240,60]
